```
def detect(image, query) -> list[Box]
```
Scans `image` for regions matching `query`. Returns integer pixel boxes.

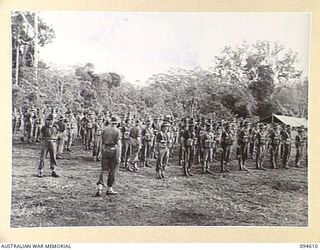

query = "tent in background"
[259,114,308,128]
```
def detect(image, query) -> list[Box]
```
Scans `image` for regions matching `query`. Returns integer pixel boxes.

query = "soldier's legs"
[38,141,49,174]
[56,134,65,158]
[48,141,58,171]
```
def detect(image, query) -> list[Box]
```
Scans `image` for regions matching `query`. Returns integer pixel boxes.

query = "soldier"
[155,120,170,179]
[12,108,17,133]
[220,122,233,172]
[249,123,258,159]
[129,120,141,171]
[92,115,104,161]
[295,126,306,168]
[121,118,132,169]
[269,124,281,169]
[94,117,121,196]
[151,117,161,158]
[65,111,75,151]
[237,122,250,171]
[22,108,34,143]
[55,115,66,159]
[182,119,196,176]
[255,124,268,170]
[16,108,23,132]
[38,114,60,178]
[178,117,188,166]
[201,122,214,174]
[85,112,95,150]
[282,125,292,169]
[33,108,43,142]
[196,117,206,164]
[141,119,154,168]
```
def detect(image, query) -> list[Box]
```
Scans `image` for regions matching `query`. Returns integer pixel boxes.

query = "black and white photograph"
[10,11,309,228]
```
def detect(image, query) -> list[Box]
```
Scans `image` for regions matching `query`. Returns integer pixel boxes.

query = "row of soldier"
[13,107,307,180]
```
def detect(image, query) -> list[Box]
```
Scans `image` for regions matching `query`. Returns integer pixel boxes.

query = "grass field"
[11,132,308,227]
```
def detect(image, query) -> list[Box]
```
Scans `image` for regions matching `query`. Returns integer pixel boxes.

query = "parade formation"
[12,107,308,196]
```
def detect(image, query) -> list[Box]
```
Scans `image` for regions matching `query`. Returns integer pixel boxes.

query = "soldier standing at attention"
[92,115,104,161]
[121,118,132,169]
[220,123,233,172]
[282,125,292,169]
[141,119,154,168]
[55,115,66,159]
[151,117,161,158]
[295,126,306,168]
[255,124,268,170]
[183,119,196,176]
[38,114,60,178]
[156,120,170,179]
[201,122,214,174]
[95,117,121,196]
[237,122,250,172]
[269,124,281,169]
[129,120,141,171]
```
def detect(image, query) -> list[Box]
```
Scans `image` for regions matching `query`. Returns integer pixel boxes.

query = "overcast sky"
[38,12,310,84]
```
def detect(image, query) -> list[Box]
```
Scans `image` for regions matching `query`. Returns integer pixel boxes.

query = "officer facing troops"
[255,123,268,170]
[220,122,233,172]
[155,119,170,179]
[269,123,281,169]
[237,122,250,171]
[182,118,196,176]
[38,114,60,178]
[141,119,154,168]
[95,117,121,196]
[295,126,306,168]
[201,122,214,174]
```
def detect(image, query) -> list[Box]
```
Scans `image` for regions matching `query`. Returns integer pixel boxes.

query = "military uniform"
[38,114,59,178]
[141,120,154,167]
[183,120,196,176]
[282,125,292,169]
[295,126,306,167]
[92,116,104,161]
[129,121,141,171]
[95,117,121,196]
[23,109,34,143]
[55,116,66,159]
[201,123,214,174]
[236,123,250,171]
[220,123,233,172]
[156,121,170,179]
[121,119,132,168]
[269,125,281,168]
[255,124,268,170]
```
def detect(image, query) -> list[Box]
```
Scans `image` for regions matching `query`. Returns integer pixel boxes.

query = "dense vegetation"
[12,11,308,120]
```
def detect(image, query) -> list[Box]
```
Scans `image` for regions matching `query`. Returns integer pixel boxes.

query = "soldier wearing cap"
[220,122,233,172]
[295,126,306,168]
[236,122,250,171]
[95,116,121,196]
[55,115,66,159]
[182,118,196,176]
[121,117,132,169]
[281,124,292,169]
[22,108,34,143]
[269,123,281,168]
[151,117,161,158]
[85,111,95,150]
[92,115,104,161]
[201,122,214,174]
[129,120,142,171]
[38,114,60,178]
[255,123,268,170]
[141,119,154,168]
[156,119,170,179]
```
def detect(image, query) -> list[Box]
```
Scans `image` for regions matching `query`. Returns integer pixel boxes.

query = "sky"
[38,12,310,84]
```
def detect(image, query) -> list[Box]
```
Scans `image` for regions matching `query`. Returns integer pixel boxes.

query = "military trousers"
[39,140,58,171]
